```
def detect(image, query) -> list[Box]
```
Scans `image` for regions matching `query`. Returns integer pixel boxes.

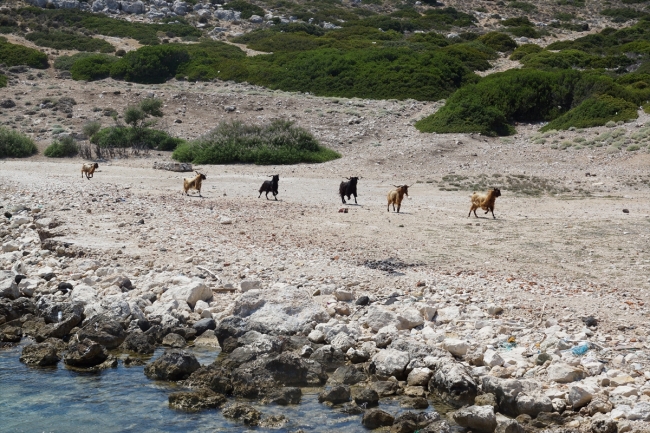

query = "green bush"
[92,126,184,151]
[25,30,115,53]
[508,1,537,12]
[110,45,190,84]
[14,8,202,45]
[0,36,48,69]
[44,136,78,157]
[415,69,581,136]
[510,43,542,60]
[0,127,38,158]
[0,74,6,88]
[226,0,265,19]
[478,32,517,52]
[54,52,97,70]
[70,54,117,81]
[600,8,648,23]
[541,95,638,131]
[172,120,340,165]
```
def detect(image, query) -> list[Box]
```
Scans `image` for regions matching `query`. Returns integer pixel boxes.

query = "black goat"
[339,177,359,204]
[259,174,280,200]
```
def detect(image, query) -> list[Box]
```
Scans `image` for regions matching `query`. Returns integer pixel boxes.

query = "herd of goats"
[81,163,502,218]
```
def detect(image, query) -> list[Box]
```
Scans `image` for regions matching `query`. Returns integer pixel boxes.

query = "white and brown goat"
[468,188,501,219]
[183,171,207,197]
[387,184,410,213]
[81,163,99,180]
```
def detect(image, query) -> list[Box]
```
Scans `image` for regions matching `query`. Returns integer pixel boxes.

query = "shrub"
[478,32,517,52]
[0,74,6,88]
[54,52,96,70]
[510,43,542,60]
[70,54,117,81]
[0,36,48,69]
[506,26,541,38]
[92,126,185,151]
[541,95,638,131]
[600,8,648,23]
[172,120,340,165]
[110,45,190,83]
[508,1,537,12]
[44,136,78,157]
[0,127,38,158]
[225,0,264,19]
[25,30,115,52]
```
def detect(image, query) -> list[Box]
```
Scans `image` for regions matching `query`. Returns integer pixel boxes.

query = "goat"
[183,171,207,197]
[468,188,501,219]
[387,185,410,213]
[259,174,280,200]
[339,177,359,204]
[81,162,99,180]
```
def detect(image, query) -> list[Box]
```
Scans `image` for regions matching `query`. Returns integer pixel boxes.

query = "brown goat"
[81,163,99,180]
[387,185,410,213]
[183,171,207,197]
[468,188,501,219]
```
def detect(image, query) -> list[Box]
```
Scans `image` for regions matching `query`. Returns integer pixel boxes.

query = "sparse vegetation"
[173,120,340,165]
[44,136,78,158]
[0,127,38,158]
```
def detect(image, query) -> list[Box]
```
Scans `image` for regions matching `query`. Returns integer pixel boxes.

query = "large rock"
[429,360,478,407]
[453,405,497,433]
[329,365,367,385]
[568,384,594,409]
[185,364,233,395]
[516,393,553,418]
[144,349,200,381]
[372,349,409,379]
[443,338,469,357]
[168,388,226,411]
[362,305,400,332]
[161,282,212,309]
[352,387,379,406]
[482,376,524,416]
[436,306,460,323]
[121,331,155,354]
[547,363,584,383]
[362,409,395,429]
[0,277,19,300]
[20,343,61,366]
[222,403,261,426]
[34,301,84,341]
[76,315,126,349]
[318,385,350,404]
[266,387,302,405]
[192,317,216,336]
[396,307,424,329]
[121,0,144,13]
[64,338,108,367]
[407,367,432,386]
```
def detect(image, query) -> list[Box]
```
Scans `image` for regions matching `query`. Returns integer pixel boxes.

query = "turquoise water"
[0,342,450,432]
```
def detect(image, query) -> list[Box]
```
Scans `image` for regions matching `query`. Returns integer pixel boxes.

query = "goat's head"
[93,163,99,169]
[270,174,280,182]
[393,184,410,196]
[195,171,206,180]
[492,188,501,197]
[347,176,359,186]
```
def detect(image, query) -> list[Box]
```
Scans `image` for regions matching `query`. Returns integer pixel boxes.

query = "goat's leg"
[397,204,401,213]
[491,208,496,219]
[387,203,390,212]
[341,196,346,204]
[353,194,357,204]
[274,192,278,201]
[473,209,478,218]
[258,191,262,198]
[265,191,270,200]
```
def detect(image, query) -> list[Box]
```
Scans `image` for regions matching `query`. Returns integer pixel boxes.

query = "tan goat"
[183,171,207,197]
[387,185,410,213]
[468,188,501,219]
[81,163,99,180]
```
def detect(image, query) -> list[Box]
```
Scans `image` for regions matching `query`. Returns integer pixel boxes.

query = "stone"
[407,367,432,386]
[591,418,617,433]
[76,315,126,349]
[487,304,503,315]
[249,14,263,23]
[396,307,424,329]
[568,384,594,409]
[318,385,350,404]
[168,388,226,411]
[516,393,553,417]
[362,409,395,429]
[64,338,108,367]
[436,306,460,323]
[161,282,212,308]
[627,402,650,421]
[484,349,504,367]
[240,280,260,292]
[184,364,233,395]
[329,365,366,385]
[330,333,356,352]
[453,405,497,433]
[222,403,261,426]
[0,278,19,300]
[308,329,326,343]
[121,331,155,354]
[266,387,301,405]
[20,343,60,366]
[401,397,429,409]
[162,333,187,348]
[372,379,400,397]
[547,363,584,383]
[334,288,354,301]
[482,376,524,416]
[610,386,638,397]
[144,349,200,381]
[372,349,409,379]
[352,387,379,406]
[0,99,16,108]
[444,338,469,357]
[476,393,498,408]
[363,305,400,332]
[192,317,216,336]
[429,361,478,407]
[496,418,525,433]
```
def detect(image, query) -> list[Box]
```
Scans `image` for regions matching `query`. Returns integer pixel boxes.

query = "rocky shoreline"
[2,185,650,433]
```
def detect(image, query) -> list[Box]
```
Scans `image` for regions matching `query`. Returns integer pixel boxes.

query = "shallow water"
[0,342,456,432]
